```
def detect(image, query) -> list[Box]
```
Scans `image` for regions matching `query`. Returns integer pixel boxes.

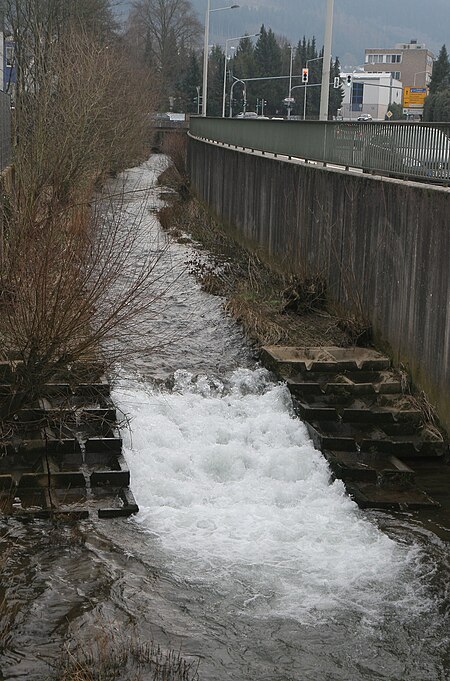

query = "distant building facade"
[4,37,16,99]
[340,72,402,120]
[364,40,434,88]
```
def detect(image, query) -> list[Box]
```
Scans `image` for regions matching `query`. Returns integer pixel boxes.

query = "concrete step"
[307,421,446,458]
[294,397,422,426]
[344,481,439,510]
[324,450,416,488]
[261,345,391,377]
[287,371,402,397]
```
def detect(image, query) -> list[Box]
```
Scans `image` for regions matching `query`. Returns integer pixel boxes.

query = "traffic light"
[302,68,309,84]
[346,74,352,87]
[333,76,341,88]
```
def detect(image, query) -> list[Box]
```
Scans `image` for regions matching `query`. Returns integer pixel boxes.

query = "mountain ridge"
[115,0,449,67]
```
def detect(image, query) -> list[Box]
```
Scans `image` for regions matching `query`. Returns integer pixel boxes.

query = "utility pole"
[319,0,334,121]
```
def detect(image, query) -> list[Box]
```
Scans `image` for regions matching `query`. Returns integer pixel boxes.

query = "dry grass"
[56,628,199,681]
[158,197,350,348]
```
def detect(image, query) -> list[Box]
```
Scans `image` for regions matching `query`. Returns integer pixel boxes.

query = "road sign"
[283,97,295,104]
[403,86,427,108]
[386,110,393,118]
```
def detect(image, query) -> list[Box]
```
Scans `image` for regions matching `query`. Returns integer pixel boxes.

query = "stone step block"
[261,345,391,377]
[344,481,439,510]
[324,450,416,488]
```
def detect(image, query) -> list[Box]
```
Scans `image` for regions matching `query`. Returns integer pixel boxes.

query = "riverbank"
[156,158,450,522]
[157,176,359,349]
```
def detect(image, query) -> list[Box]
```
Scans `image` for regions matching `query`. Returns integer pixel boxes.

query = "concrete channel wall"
[188,136,450,432]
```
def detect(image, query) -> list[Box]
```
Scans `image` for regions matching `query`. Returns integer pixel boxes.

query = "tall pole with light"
[319,0,334,121]
[287,44,295,119]
[202,1,239,117]
[229,77,246,118]
[222,33,259,118]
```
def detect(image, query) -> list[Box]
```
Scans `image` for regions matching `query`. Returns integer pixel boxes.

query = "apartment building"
[364,40,434,88]
[339,72,403,120]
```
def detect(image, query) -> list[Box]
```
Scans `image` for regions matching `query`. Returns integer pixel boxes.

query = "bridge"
[187,118,450,432]
[151,118,189,152]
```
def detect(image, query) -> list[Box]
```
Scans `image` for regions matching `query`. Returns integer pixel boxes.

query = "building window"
[351,82,364,111]
[6,46,14,68]
[386,54,402,63]
[367,54,384,64]
[392,71,401,80]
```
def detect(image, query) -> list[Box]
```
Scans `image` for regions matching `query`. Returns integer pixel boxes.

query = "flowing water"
[1,156,449,681]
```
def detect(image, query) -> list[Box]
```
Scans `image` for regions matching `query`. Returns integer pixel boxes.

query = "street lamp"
[319,0,334,121]
[414,71,428,86]
[229,77,246,118]
[222,33,259,117]
[286,44,295,119]
[202,1,240,117]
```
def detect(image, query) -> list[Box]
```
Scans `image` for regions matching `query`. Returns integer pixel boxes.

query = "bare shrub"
[14,31,156,210]
[0,28,164,427]
[158,196,349,347]
[159,132,189,197]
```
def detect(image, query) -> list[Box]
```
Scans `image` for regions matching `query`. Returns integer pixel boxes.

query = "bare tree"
[0,28,161,428]
[1,0,117,104]
[128,0,202,104]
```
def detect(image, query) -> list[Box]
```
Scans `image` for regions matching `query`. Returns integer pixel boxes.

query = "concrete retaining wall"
[188,136,450,431]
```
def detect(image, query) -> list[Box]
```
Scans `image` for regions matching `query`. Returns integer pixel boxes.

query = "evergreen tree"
[232,36,256,80]
[253,25,283,115]
[433,88,450,121]
[423,90,450,122]
[229,36,257,113]
[207,44,225,116]
[178,49,202,113]
[429,45,450,95]
[424,44,450,121]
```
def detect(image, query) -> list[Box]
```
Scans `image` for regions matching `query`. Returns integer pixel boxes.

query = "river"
[0,155,449,681]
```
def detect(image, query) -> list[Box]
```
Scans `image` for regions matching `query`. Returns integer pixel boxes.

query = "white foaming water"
[114,367,424,625]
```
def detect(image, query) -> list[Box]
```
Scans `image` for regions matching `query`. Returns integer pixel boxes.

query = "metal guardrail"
[0,91,11,172]
[153,119,189,129]
[189,117,450,184]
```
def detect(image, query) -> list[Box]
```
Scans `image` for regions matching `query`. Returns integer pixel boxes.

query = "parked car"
[235,111,258,119]
[363,125,450,180]
[357,113,372,122]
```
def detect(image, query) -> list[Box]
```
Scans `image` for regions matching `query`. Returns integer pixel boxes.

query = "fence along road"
[189,117,450,185]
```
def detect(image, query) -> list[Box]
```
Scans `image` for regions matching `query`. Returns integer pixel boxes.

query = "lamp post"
[414,70,428,86]
[319,0,334,121]
[222,33,259,117]
[286,44,295,119]
[202,1,239,117]
[229,77,246,118]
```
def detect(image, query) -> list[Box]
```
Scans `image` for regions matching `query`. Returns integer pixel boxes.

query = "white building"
[339,72,403,120]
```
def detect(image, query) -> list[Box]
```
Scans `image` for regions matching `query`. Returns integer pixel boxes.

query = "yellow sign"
[403,87,427,108]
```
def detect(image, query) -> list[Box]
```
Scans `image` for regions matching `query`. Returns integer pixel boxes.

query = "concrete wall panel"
[187,137,450,430]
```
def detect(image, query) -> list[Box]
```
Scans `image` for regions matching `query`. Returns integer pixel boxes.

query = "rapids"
[0,155,449,681]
